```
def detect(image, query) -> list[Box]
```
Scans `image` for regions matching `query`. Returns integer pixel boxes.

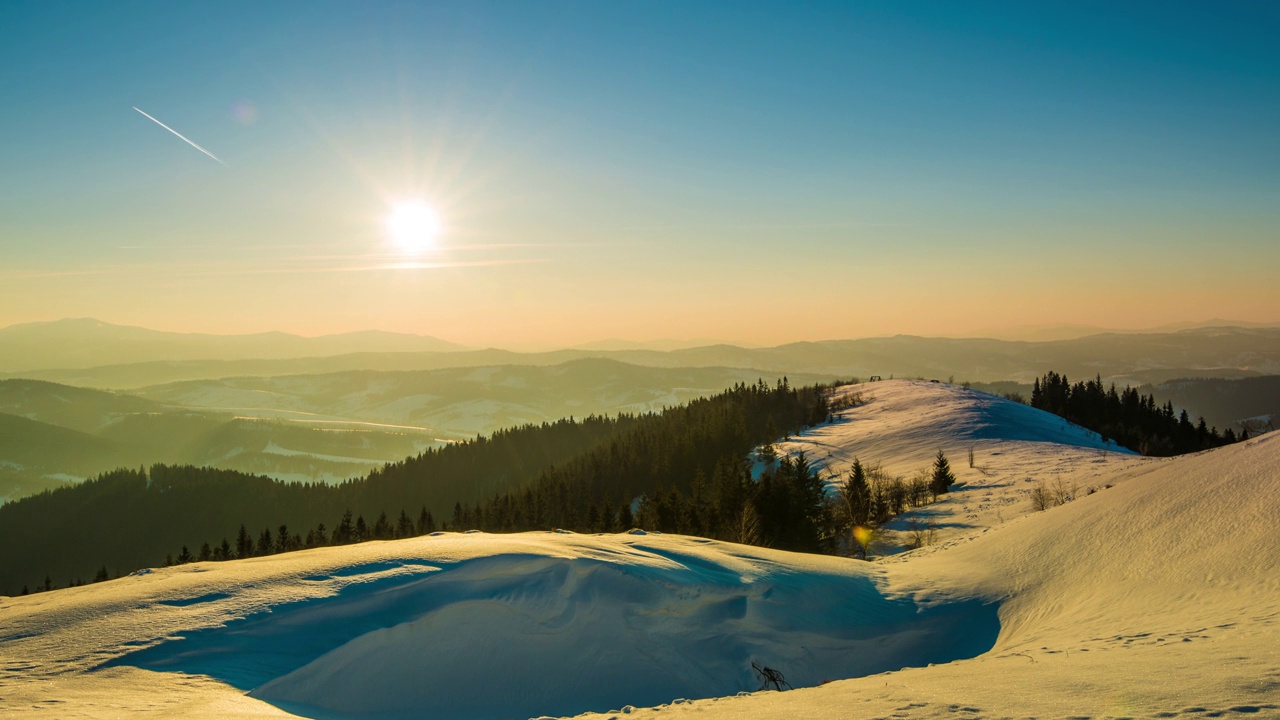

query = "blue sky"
[1,1,1277,345]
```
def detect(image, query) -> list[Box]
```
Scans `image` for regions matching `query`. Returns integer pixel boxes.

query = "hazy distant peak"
[0,318,470,373]
[570,338,735,352]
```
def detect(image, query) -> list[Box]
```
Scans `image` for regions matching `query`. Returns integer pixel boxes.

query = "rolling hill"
[1143,375,1280,433]
[1,381,1275,718]
[0,379,436,504]
[128,359,832,438]
[0,318,468,373]
[0,363,828,504]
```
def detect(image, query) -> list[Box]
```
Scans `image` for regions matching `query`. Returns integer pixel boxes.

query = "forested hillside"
[1031,372,1237,455]
[0,379,828,595]
[1143,375,1280,434]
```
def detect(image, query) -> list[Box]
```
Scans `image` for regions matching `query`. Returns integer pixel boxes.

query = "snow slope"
[2,380,1277,719]
[0,533,998,719]
[771,380,1144,552]
[576,411,1280,717]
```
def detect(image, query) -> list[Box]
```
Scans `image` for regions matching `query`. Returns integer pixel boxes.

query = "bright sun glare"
[386,201,442,255]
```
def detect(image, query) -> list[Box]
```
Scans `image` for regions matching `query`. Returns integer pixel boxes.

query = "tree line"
[143,446,956,585]
[1030,371,1242,455]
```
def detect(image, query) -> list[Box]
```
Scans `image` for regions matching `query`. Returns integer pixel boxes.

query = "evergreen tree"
[333,510,354,544]
[397,510,414,538]
[736,502,761,546]
[840,457,871,528]
[236,524,253,559]
[373,511,392,540]
[930,450,956,495]
[256,528,273,556]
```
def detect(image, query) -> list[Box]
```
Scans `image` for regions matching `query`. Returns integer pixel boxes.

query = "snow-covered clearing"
[771,380,1145,553]
[259,441,400,466]
[1,380,1277,719]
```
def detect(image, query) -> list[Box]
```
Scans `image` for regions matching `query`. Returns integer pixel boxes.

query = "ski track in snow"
[2,379,1278,719]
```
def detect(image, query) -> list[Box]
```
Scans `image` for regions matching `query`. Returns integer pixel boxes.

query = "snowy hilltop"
[1,380,1277,718]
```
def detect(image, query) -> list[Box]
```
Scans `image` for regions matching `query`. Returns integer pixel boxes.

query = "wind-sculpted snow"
[104,536,998,720]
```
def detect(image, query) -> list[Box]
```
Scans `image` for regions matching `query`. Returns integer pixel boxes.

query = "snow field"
[576,401,1280,719]
[2,533,997,719]
[3,379,1278,719]
[772,380,1146,554]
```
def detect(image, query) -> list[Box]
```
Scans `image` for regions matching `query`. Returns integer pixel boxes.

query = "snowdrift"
[101,535,996,719]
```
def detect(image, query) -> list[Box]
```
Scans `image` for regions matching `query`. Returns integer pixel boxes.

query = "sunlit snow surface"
[3,380,1279,719]
[104,536,996,719]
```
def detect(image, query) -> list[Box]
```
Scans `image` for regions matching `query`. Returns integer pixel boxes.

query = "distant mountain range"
[968,318,1280,342]
[6,318,1280,384]
[5,323,1279,389]
[0,318,469,373]
[568,337,741,352]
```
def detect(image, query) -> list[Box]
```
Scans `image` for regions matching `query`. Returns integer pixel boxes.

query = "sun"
[385,201,442,255]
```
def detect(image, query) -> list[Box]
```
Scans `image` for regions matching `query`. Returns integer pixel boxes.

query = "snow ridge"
[106,536,997,720]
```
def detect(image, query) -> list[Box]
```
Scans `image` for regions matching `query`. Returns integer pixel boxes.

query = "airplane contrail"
[132,106,228,167]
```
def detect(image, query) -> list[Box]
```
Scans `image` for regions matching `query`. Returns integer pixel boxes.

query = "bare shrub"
[905,519,938,549]
[1030,478,1080,511]
[1050,477,1077,506]
[828,390,866,412]
[907,469,931,508]
[1030,484,1054,511]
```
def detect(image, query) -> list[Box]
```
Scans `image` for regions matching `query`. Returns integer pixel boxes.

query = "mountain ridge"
[6,325,1280,389]
[0,318,470,372]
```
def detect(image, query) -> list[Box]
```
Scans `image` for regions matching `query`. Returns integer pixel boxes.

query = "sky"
[1,1,1278,349]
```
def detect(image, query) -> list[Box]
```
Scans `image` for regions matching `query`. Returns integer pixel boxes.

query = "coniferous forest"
[0,379,828,595]
[1030,371,1240,456]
